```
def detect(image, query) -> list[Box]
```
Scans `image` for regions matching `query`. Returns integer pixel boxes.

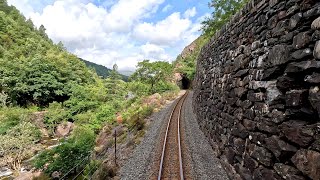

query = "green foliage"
[201,0,249,37]
[0,107,32,134]
[95,105,116,125]
[33,126,95,175]
[0,1,95,106]
[44,102,68,135]
[131,60,173,93]
[173,36,208,81]
[0,122,41,170]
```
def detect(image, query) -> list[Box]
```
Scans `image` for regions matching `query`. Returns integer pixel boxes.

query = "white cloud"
[141,43,171,61]
[183,7,197,18]
[8,0,203,71]
[133,12,192,46]
[161,4,172,12]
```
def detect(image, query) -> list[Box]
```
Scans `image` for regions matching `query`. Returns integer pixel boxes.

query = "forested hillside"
[0,0,96,107]
[80,58,128,81]
[0,0,178,179]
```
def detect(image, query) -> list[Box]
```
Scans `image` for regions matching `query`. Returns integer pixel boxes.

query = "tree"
[131,60,173,93]
[201,0,248,37]
[109,64,122,81]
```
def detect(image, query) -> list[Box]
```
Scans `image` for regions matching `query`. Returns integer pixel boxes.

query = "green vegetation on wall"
[201,0,249,37]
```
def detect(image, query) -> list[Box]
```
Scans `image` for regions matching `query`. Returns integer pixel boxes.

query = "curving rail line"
[157,91,188,180]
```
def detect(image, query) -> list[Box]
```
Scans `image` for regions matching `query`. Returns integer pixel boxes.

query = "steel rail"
[157,91,188,180]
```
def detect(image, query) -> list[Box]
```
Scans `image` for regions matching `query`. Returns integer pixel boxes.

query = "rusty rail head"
[158,91,188,180]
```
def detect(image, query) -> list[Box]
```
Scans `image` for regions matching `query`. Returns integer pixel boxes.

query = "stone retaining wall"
[193,0,320,179]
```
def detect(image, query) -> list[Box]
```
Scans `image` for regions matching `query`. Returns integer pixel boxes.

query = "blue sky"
[8,0,212,72]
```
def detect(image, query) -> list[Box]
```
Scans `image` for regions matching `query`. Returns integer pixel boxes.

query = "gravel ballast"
[120,91,228,179]
[119,99,178,179]
[182,91,229,180]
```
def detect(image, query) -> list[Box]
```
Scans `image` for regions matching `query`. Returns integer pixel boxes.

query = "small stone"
[269,0,279,7]
[243,119,256,131]
[249,145,273,167]
[291,149,320,180]
[252,41,261,51]
[293,32,311,49]
[285,89,308,107]
[276,76,298,91]
[311,17,320,30]
[291,48,312,59]
[305,72,320,83]
[243,154,258,172]
[257,118,279,134]
[274,163,305,180]
[314,41,320,59]
[289,13,302,30]
[309,86,320,118]
[312,30,320,41]
[268,109,285,124]
[234,69,248,77]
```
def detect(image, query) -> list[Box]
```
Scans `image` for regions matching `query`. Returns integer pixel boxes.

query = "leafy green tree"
[201,0,248,37]
[131,60,173,93]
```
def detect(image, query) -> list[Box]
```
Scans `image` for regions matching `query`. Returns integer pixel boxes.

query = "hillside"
[80,58,128,81]
[173,36,208,81]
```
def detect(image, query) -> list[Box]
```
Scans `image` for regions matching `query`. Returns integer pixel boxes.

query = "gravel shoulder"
[182,91,229,180]
[119,97,179,180]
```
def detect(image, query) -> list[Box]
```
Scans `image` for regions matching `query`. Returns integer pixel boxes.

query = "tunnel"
[178,75,191,90]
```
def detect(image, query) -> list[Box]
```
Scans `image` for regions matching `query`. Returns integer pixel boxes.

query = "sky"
[7,0,211,72]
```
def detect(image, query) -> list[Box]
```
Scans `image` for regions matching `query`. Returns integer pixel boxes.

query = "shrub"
[96,105,116,124]
[0,107,31,134]
[33,126,95,176]
[0,122,41,170]
[44,102,68,135]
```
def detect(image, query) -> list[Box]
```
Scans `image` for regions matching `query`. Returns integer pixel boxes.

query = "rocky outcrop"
[55,122,74,137]
[181,39,197,59]
[193,0,320,179]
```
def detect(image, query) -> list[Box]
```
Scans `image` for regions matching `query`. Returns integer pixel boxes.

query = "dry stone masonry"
[193,0,320,179]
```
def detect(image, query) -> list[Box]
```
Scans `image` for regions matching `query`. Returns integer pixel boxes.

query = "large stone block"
[253,166,282,180]
[291,149,320,180]
[274,163,305,180]
[280,120,315,147]
[266,45,290,67]
[293,32,311,49]
[265,135,297,159]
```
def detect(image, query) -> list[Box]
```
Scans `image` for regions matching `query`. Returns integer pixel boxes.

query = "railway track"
[153,91,189,180]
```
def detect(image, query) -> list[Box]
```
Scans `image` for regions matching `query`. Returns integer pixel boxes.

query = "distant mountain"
[80,59,128,81]
[119,70,134,76]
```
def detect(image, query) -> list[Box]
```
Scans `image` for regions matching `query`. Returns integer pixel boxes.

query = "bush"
[0,122,41,170]
[33,126,95,176]
[96,104,116,124]
[44,102,68,135]
[0,107,31,134]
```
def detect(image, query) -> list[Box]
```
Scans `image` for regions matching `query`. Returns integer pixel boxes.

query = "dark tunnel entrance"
[179,75,191,89]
